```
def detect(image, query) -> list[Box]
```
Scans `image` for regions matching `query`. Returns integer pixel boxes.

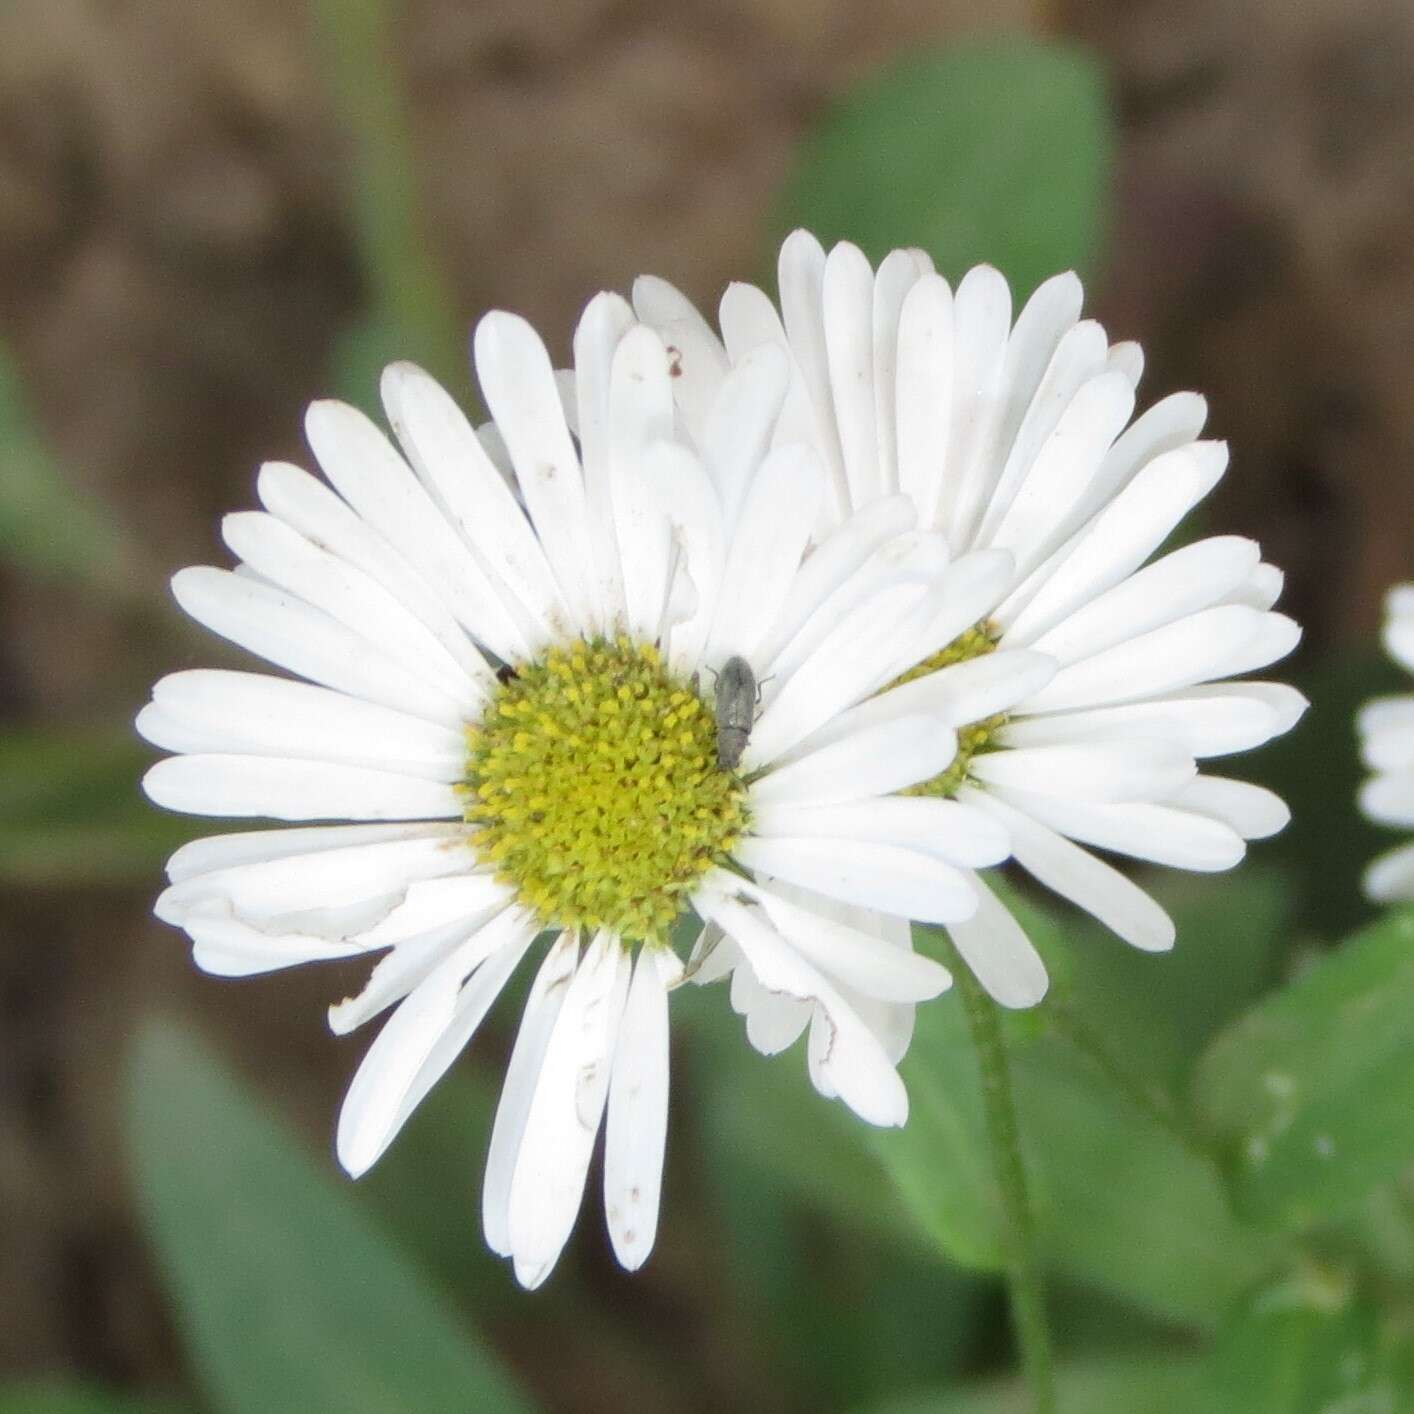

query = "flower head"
[1358,585,1414,901]
[636,230,1307,1007]
[139,294,1044,1284]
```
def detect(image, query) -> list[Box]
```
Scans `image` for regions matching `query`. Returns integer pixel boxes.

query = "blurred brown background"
[0,0,1411,1404]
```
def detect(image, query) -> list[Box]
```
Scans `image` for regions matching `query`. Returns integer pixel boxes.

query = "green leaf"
[862,1357,1207,1414]
[127,1018,536,1414]
[0,1385,193,1414]
[883,911,1278,1326]
[1208,1267,1414,1412]
[1194,910,1414,1229]
[0,344,146,597]
[0,729,204,885]
[774,37,1113,299]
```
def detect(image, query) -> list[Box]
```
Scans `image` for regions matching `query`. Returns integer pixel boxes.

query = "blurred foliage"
[0,1387,193,1414]
[0,729,203,886]
[1195,908,1414,1231]
[4,17,1413,1414]
[128,1020,535,1414]
[310,0,466,405]
[0,344,146,600]
[774,38,1113,300]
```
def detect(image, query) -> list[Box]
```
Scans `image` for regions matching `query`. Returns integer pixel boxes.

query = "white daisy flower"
[138,295,1047,1286]
[633,230,1307,1008]
[1358,585,1414,902]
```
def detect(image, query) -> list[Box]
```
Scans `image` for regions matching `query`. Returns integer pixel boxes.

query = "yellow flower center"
[461,637,748,943]
[891,622,1004,798]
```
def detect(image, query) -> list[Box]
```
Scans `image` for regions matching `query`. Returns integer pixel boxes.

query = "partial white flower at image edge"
[1358,584,1414,901]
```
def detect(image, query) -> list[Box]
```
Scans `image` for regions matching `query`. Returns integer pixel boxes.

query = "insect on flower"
[714,655,758,770]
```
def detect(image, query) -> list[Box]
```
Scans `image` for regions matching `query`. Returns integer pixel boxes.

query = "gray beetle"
[713,655,758,770]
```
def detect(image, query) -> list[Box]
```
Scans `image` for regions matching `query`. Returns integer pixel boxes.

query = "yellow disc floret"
[462,637,748,943]
[890,621,1004,799]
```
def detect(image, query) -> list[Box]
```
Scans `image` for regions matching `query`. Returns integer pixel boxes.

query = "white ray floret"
[139,295,1049,1287]
[1358,585,1414,902]
[637,230,1306,1009]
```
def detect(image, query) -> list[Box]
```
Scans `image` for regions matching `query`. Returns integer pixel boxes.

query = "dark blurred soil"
[0,0,1411,1406]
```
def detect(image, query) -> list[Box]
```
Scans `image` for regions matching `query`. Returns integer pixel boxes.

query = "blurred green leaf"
[1053,870,1290,1100]
[886,912,1279,1327]
[0,344,146,597]
[774,37,1113,299]
[1014,1034,1277,1328]
[1208,1266,1414,1412]
[311,0,465,397]
[0,729,203,885]
[693,993,987,1405]
[863,1356,1206,1414]
[127,1017,536,1414]
[0,1385,192,1414]
[1194,910,1414,1230]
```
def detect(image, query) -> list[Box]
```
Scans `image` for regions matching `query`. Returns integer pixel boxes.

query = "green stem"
[950,952,1055,1414]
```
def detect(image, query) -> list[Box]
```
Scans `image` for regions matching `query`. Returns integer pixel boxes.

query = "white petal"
[171,567,472,728]
[987,786,1246,871]
[732,961,813,1053]
[895,273,955,529]
[778,231,850,514]
[1026,536,1261,667]
[608,324,676,639]
[732,876,952,1001]
[507,933,632,1288]
[1170,776,1290,840]
[1365,842,1414,902]
[1359,773,1414,829]
[699,342,791,532]
[571,292,636,628]
[180,900,370,977]
[977,320,1109,548]
[985,370,1136,576]
[946,872,1049,1008]
[752,795,1009,869]
[380,361,571,644]
[702,889,908,1125]
[822,241,883,507]
[482,933,579,1259]
[998,443,1227,643]
[163,820,457,885]
[1018,606,1300,714]
[871,248,928,494]
[964,789,1174,952]
[641,441,724,673]
[156,830,475,925]
[604,947,673,1270]
[336,910,532,1177]
[996,690,1289,758]
[969,739,1196,803]
[223,510,482,702]
[794,649,1053,761]
[304,400,533,663]
[143,754,461,822]
[704,441,821,664]
[747,581,937,767]
[732,835,976,924]
[142,670,465,780]
[941,265,1012,552]
[256,460,495,688]
[752,713,960,808]
[474,312,602,632]
[761,501,919,671]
